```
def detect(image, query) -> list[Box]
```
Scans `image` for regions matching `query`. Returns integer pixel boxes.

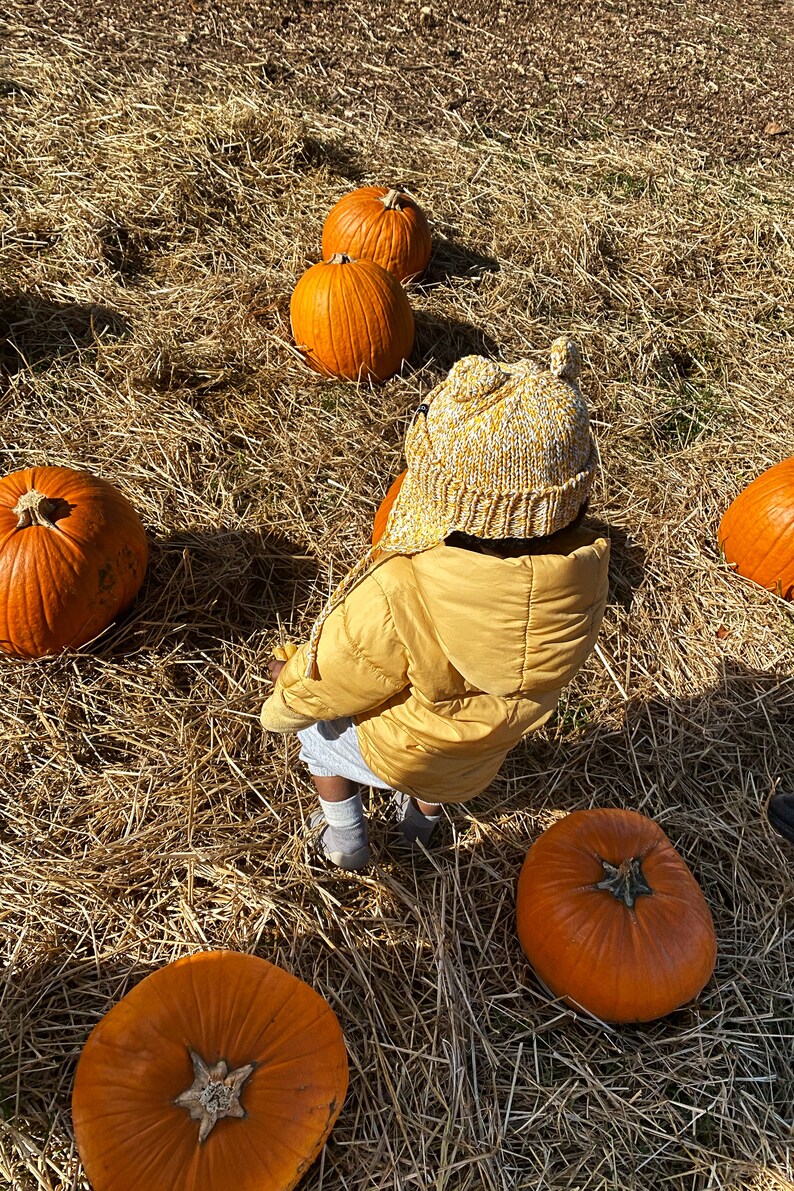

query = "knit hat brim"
[377,423,598,555]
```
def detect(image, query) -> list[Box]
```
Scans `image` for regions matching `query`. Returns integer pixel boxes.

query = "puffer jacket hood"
[411,529,610,697]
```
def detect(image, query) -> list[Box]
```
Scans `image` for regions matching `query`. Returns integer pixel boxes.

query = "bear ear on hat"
[549,337,581,381]
[446,356,507,403]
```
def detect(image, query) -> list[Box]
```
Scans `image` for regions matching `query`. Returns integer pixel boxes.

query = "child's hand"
[269,641,298,683]
[268,659,285,683]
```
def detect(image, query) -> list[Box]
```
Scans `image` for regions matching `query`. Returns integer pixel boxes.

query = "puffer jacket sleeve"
[260,571,409,734]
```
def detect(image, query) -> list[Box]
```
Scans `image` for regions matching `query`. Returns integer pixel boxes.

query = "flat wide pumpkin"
[72,950,349,1191]
[516,809,717,1023]
[718,456,794,599]
[290,254,414,382]
[0,466,148,658]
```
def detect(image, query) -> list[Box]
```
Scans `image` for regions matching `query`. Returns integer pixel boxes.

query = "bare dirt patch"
[4,0,794,162]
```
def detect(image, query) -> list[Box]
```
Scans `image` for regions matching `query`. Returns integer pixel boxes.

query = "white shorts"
[297,718,393,789]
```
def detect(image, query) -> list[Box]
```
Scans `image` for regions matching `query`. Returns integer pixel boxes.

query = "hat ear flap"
[549,337,581,381]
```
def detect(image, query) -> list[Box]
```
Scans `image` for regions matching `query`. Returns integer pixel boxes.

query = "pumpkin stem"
[174,1049,255,1144]
[327,252,353,265]
[380,187,406,210]
[593,857,653,908]
[13,489,58,529]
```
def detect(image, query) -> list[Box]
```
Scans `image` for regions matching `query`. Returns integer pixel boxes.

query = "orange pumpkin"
[72,950,349,1191]
[321,186,432,283]
[372,470,407,547]
[0,466,148,658]
[290,254,414,382]
[718,457,794,599]
[516,809,717,1023]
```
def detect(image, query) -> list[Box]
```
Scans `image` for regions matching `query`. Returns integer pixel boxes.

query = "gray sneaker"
[391,792,442,848]
[308,809,372,871]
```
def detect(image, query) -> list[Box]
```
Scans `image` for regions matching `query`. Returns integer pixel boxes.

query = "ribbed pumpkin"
[290,254,414,382]
[718,457,794,599]
[516,809,717,1023]
[0,466,148,658]
[72,950,349,1191]
[321,186,432,282]
[372,470,407,547]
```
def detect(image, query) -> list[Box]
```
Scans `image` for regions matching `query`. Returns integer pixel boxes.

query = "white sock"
[318,792,368,855]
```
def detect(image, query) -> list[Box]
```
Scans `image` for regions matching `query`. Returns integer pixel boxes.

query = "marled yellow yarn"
[304,336,597,676]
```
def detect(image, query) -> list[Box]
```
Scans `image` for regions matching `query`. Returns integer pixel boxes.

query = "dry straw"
[0,39,793,1191]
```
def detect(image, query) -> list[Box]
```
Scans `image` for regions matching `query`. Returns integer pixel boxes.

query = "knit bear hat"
[377,336,596,554]
[304,337,597,676]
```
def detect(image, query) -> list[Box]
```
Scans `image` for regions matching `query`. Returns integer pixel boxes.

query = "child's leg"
[297,722,376,869]
[295,720,388,868]
[310,774,371,870]
[313,775,356,802]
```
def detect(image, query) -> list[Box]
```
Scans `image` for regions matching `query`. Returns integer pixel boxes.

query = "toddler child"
[261,337,610,870]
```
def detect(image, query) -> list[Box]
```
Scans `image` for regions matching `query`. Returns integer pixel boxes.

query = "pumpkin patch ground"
[1,5,793,1191]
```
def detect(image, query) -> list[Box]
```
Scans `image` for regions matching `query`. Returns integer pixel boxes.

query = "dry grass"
[1,41,793,1191]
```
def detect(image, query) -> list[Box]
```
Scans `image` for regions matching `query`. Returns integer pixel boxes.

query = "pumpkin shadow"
[103,525,320,658]
[412,309,500,373]
[297,135,366,183]
[418,236,500,288]
[0,292,130,376]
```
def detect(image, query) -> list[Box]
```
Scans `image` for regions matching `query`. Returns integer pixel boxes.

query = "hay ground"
[1,5,793,1190]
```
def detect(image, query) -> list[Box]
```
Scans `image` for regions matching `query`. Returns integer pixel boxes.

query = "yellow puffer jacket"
[260,528,610,803]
